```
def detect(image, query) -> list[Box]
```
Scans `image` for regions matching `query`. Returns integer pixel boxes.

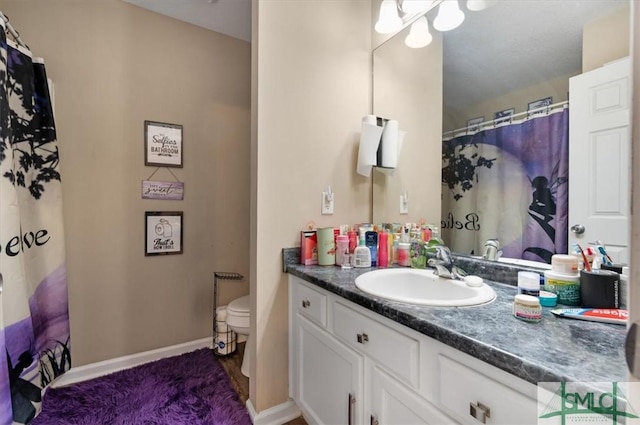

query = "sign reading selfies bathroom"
[145,211,183,256]
[144,121,183,167]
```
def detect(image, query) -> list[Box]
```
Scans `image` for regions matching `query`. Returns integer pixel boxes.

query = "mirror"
[372,0,630,259]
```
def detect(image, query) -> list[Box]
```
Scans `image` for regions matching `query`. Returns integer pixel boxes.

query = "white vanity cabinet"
[289,275,539,425]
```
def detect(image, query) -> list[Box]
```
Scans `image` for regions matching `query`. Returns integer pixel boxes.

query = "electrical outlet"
[400,194,409,214]
[322,191,334,215]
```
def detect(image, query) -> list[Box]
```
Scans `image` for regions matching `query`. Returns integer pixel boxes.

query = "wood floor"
[218,342,307,425]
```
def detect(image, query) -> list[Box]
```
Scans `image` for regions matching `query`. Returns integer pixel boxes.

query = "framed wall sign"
[466,116,484,132]
[144,121,183,167]
[494,108,514,124]
[145,211,183,256]
[141,180,184,200]
[527,97,553,118]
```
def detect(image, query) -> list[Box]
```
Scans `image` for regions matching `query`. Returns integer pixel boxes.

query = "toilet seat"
[227,295,250,330]
[227,295,250,315]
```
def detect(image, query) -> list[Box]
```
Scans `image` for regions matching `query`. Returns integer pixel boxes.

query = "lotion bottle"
[378,231,389,268]
[353,238,372,268]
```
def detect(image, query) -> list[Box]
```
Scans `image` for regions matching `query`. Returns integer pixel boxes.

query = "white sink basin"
[355,268,496,307]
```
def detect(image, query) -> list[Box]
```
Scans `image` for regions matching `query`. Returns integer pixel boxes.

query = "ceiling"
[122,0,627,112]
[441,0,628,111]
[121,0,251,42]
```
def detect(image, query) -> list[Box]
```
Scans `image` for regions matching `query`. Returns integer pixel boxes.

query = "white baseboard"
[247,398,301,425]
[51,337,213,388]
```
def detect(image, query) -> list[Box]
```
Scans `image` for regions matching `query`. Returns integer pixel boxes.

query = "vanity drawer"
[293,281,327,327]
[332,300,419,388]
[438,354,537,425]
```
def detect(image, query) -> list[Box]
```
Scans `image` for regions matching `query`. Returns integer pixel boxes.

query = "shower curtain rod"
[0,11,28,49]
[443,100,569,140]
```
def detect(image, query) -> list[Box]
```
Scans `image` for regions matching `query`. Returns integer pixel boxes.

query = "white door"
[569,57,631,264]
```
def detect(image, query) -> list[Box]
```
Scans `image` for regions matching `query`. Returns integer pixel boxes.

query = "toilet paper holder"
[213,271,244,356]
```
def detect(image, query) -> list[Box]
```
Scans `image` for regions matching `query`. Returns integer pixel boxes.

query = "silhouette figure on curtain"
[526,163,567,262]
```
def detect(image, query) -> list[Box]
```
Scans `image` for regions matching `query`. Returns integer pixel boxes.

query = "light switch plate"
[322,192,334,215]
[400,195,408,214]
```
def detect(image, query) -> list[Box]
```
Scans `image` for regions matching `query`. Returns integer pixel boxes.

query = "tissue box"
[300,230,318,265]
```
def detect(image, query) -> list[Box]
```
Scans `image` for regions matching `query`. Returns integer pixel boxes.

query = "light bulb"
[405,16,432,48]
[401,0,431,15]
[375,0,403,34]
[466,0,497,11]
[433,0,465,32]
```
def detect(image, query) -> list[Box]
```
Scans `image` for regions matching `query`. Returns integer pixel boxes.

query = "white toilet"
[226,295,251,378]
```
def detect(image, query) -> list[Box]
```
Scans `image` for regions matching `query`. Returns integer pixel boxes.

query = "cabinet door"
[370,366,457,425]
[297,315,364,425]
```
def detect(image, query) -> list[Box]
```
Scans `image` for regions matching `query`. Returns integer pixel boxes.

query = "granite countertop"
[284,251,628,386]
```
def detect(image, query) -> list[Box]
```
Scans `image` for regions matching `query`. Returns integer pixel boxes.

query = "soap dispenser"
[353,238,372,268]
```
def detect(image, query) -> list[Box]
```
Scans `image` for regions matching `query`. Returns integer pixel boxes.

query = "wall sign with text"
[141,180,184,200]
[145,211,183,256]
[144,121,183,167]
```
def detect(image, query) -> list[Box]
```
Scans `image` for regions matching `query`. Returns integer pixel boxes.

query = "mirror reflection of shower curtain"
[0,28,71,424]
[441,109,569,263]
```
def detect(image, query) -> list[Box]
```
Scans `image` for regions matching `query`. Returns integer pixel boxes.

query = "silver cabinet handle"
[348,393,356,425]
[571,224,586,234]
[357,333,369,344]
[301,299,310,308]
[470,401,491,424]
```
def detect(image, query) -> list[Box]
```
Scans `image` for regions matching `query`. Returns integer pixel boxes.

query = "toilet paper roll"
[216,320,230,333]
[357,122,383,177]
[215,335,237,355]
[381,120,399,168]
[215,306,227,321]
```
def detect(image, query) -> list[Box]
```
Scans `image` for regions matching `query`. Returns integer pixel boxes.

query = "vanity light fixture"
[433,0,465,32]
[405,16,433,48]
[466,0,497,12]
[400,0,432,15]
[375,0,403,34]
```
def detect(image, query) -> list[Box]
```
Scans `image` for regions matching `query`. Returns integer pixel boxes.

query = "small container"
[365,231,378,267]
[397,242,410,266]
[335,235,349,266]
[513,294,542,322]
[378,232,389,268]
[551,254,579,275]
[620,266,629,309]
[347,230,358,254]
[539,291,558,307]
[517,271,541,297]
[544,270,580,305]
[353,240,372,268]
[317,227,336,266]
[580,269,620,309]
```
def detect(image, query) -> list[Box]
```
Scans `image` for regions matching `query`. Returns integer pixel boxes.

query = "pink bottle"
[378,231,389,268]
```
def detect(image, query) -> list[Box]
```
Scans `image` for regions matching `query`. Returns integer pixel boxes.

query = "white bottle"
[353,238,372,268]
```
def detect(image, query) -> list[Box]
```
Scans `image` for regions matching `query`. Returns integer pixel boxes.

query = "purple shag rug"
[32,348,252,425]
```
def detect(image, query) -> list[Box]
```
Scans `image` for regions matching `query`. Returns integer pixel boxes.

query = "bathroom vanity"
[286,258,627,425]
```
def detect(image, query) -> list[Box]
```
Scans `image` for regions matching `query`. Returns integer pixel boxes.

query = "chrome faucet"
[428,245,465,280]
[482,238,502,261]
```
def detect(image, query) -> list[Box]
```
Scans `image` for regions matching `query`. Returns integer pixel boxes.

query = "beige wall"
[583,4,630,73]
[2,0,251,366]
[443,72,573,132]
[372,25,443,225]
[252,0,372,412]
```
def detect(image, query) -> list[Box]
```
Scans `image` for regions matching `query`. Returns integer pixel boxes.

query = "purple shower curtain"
[442,109,569,263]
[0,21,71,425]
